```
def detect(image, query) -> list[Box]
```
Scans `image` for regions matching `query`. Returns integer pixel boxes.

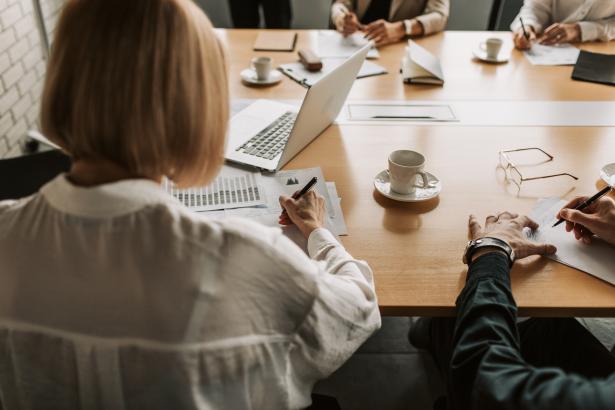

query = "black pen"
[553,186,612,227]
[293,176,318,200]
[520,17,530,41]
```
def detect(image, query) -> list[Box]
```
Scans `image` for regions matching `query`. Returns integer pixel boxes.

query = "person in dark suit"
[228,0,292,28]
[411,199,615,409]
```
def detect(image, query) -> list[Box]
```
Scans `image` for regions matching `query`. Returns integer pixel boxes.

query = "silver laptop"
[225,44,370,172]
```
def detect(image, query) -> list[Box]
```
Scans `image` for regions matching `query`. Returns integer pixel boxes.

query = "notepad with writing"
[572,50,615,87]
[401,41,444,86]
[253,31,297,52]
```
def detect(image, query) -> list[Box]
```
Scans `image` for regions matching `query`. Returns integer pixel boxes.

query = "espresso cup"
[480,38,503,59]
[251,56,272,81]
[388,150,429,195]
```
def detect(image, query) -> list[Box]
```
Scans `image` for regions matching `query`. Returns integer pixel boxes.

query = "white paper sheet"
[347,103,457,122]
[524,44,580,66]
[336,100,615,127]
[529,198,615,286]
[279,59,387,88]
[317,30,379,59]
[163,165,265,211]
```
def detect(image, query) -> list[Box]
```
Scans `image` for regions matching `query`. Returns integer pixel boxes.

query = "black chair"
[491,0,524,31]
[0,150,71,200]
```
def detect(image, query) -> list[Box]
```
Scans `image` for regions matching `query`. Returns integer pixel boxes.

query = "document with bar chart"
[163,165,266,211]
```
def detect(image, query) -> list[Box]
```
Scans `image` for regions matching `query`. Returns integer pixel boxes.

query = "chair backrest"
[196,0,233,28]
[290,0,331,29]
[446,0,496,30]
[494,0,524,31]
[0,150,71,200]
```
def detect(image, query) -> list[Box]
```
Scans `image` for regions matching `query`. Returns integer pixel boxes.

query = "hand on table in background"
[513,26,536,50]
[467,212,556,262]
[557,196,615,246]
[363,19,406,46]
[335,12,363,37]
[539,23,581,45]
[279,190,326,239]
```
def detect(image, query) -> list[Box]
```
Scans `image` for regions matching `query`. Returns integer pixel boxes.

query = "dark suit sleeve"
[450,252,615,410]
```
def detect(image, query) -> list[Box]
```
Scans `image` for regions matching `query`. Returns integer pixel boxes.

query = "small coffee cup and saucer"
[473,38,509,64]
[374,150,442,203]
[241,56,282,86]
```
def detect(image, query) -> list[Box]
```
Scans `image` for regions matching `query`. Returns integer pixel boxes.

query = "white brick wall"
[0,0,63,158]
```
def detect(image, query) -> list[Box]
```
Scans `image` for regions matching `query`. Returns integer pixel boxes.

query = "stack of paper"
[163,165,265,212]
[524,44,580,66]
[529,198,615,286]
[317,30,379,59]
[279,59,387,88]
[190,166,347,253]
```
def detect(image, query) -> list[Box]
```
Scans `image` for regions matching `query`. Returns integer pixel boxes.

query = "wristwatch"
[463,237,515,267]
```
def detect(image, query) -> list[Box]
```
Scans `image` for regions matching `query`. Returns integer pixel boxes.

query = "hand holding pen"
[555,190,615,246]
[336,10,364,37]
[279,177,326,239]
[513,17,536,50]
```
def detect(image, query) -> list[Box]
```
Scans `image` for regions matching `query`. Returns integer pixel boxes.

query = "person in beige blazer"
[331,0,449,46]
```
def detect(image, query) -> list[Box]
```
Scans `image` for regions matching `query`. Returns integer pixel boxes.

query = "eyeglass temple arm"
[500,147,554,160]
[521,173,579,182]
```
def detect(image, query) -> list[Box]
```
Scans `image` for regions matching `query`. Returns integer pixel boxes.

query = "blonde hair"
[41,0,229,187]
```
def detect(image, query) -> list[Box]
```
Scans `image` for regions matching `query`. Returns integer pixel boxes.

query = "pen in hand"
[280,176,318,219]
[520,17,530,41]
[553,186,612,228]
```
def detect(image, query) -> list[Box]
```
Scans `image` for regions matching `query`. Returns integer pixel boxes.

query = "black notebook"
[571,50,615,87]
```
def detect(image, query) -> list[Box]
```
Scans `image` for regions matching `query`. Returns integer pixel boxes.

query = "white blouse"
[511,0,615,42]
[0,174,381,409]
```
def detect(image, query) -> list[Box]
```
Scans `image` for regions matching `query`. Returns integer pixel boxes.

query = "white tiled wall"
[0,0,63,158]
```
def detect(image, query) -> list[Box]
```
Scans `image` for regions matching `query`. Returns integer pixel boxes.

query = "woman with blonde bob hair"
[0,0,380,408]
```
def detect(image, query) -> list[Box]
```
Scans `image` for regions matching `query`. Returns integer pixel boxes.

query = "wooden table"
[220,29,615,316]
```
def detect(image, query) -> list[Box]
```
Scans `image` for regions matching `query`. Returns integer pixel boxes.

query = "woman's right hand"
[335,12,362,37]
[279,191,326,239]
[557,196,615,246]
[513,26,536,50]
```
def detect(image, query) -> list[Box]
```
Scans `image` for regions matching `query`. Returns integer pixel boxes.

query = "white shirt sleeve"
[414,0,449,35]
[578,17,615,42]
[285,228,381,403]
[511,0,553,34]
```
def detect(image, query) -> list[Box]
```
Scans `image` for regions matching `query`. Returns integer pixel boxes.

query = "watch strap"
[464,237,514,267]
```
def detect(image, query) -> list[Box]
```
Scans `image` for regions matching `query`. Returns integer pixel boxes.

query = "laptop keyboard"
[236,111,297,160]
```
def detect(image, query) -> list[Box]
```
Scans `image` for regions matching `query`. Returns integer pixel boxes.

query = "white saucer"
[472,48,509,64]
[374,170,442,202]
[240,68,282,86]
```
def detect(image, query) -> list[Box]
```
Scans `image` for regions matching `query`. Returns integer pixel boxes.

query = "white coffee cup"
[388,150,429,195]
[251,56,272,81]
[480,38,503,59]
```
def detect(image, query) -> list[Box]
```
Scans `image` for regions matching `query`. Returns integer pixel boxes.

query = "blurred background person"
[331,0,449,46]
[511,0,615,50]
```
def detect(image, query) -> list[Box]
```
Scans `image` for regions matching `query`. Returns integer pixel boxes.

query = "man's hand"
[335,12,363,37]
[557,196,615,246]
[539,23,581,45]
[468,212,556,262]
[363,19,406,46]
[279,191,326,239]
[513,26,536,50]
